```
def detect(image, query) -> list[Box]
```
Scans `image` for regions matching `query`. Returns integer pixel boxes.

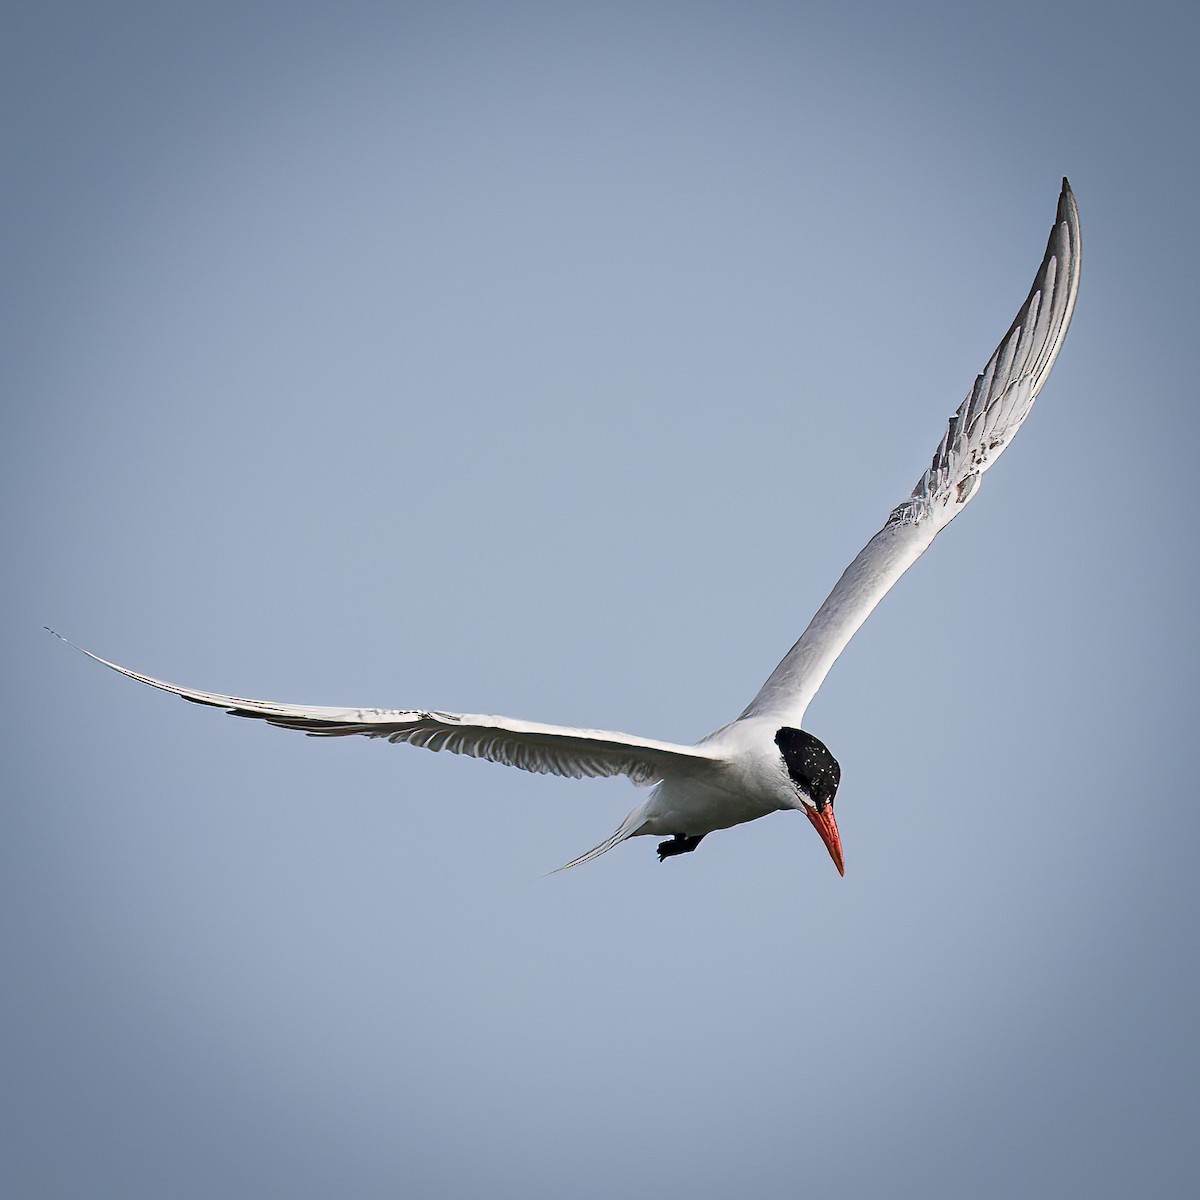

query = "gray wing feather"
[888,180,1080,528]
[48,630,722,785]
[739,180,1081,726]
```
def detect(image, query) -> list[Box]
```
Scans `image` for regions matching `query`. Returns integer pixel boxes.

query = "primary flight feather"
[50,179,1081,874]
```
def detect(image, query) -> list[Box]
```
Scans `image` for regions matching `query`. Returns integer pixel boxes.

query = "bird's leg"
[657,833,706,862]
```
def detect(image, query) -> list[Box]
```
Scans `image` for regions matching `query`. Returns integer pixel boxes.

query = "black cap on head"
[774,727,841,813]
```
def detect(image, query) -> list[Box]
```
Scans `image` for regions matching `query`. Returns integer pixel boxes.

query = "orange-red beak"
[805,806,844,876]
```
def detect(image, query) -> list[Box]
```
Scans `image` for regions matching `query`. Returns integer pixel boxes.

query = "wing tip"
[1056,177,1081,245]
[45,625,103,665]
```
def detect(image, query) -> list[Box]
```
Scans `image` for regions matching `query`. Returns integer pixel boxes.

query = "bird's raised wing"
[47,631,723,785]
[739,179,1081,728]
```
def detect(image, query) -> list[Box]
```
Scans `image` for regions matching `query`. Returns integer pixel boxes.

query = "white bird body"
[50,180,1082,875]
[638,724,799,836]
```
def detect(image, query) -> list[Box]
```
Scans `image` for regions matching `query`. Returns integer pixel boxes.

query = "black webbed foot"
[657,834,706,862]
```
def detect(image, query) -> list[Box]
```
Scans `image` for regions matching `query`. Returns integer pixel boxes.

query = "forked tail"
[548,804,646,874]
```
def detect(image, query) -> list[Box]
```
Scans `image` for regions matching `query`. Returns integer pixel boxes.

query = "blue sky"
[5,2,1198,1196]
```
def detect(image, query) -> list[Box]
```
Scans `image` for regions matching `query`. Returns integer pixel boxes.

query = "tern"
[49,180,1080,875]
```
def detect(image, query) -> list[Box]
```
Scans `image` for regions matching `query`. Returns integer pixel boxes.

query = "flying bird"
[49,180,1081,875]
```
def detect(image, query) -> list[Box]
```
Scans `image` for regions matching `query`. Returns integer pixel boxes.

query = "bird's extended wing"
[48,631,723,785]
[739,179,1081,727]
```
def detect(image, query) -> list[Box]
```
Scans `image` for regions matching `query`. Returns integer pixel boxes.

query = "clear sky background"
[4,2,1197,1196]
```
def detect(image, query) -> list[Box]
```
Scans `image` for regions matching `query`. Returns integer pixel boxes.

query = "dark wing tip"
[1056,178,1081,240]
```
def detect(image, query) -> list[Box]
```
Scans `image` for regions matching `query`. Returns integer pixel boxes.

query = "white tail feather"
[548,805,646,874]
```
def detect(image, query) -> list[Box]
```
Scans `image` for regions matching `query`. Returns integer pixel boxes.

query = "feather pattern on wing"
[737,180,1081,727]
[47,631,723,786]
[888,181,1080,529]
